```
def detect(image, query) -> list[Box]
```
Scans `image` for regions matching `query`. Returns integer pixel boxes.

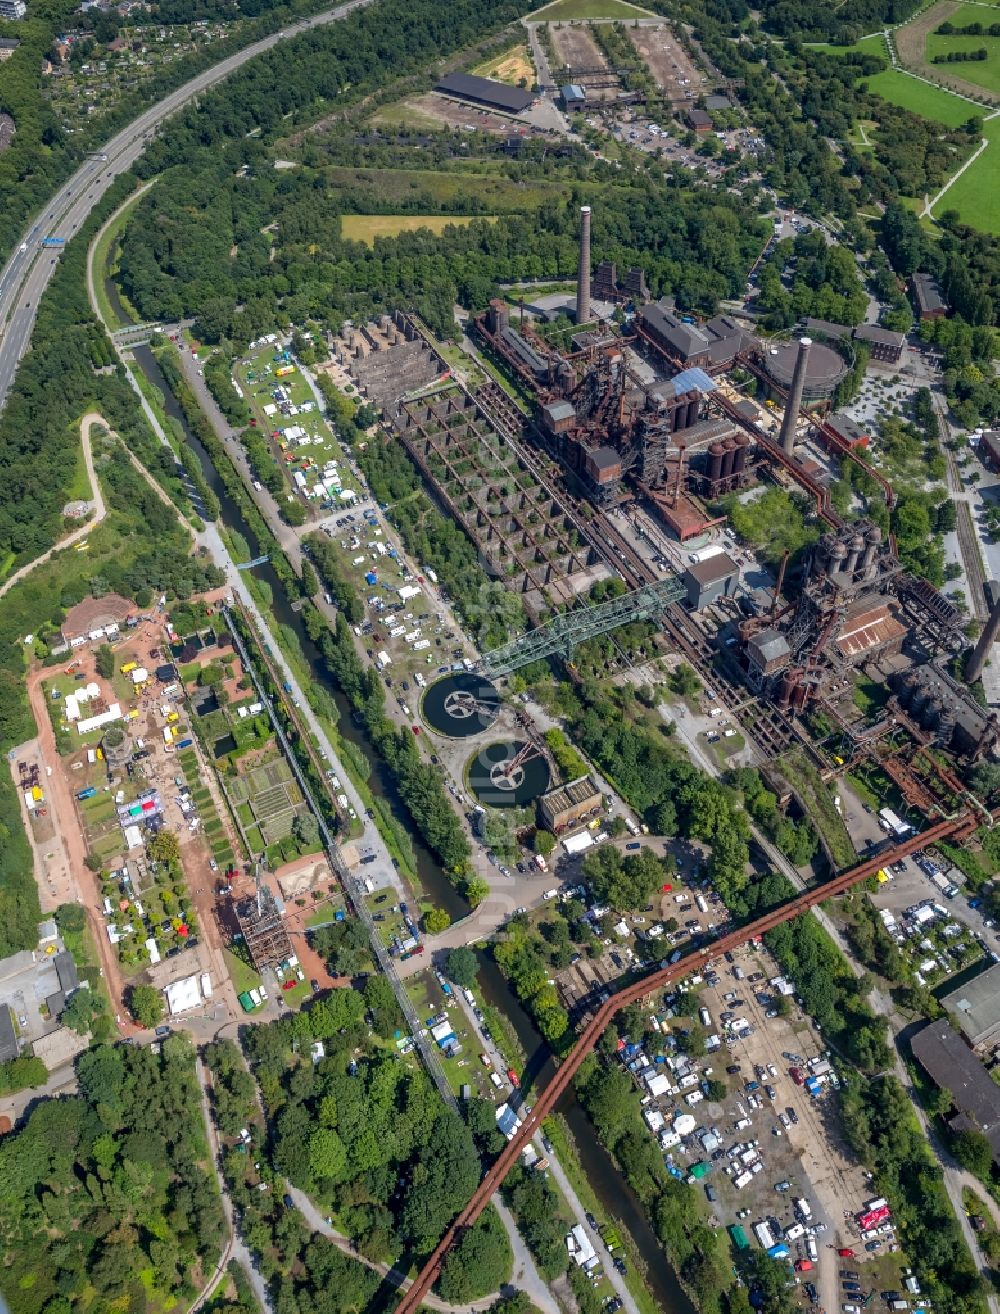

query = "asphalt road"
[0,0,378,411]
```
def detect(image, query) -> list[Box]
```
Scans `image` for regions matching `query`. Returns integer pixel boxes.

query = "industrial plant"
[327,201,999,820]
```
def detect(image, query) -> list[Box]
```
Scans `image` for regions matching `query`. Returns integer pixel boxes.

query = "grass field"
[473,44,534,85]
[327,165,591,211]
[925,5,1000,94]
[340,214,495,245]
[807,34,890,59]
[862,68,976,125]
[527,0,653,16]
[932,116,1000,230]
[369,99,449,131]
[91,185,150,330]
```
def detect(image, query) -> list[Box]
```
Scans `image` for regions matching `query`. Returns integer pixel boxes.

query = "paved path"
[454,989,628,1314]
[0,412,107,601]
[922,133,991,216]
[195,1056,274,1314]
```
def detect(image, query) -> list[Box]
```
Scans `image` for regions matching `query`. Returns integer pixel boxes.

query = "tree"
[423,906,451,934]
[62,987,107,1036]
[128,984,164,1029]
[54,902,86,934]
[446,946,479,989]
[705,1077,727,1102]
[95,644,115,679]
[466,876,490,906]
[533,829,555,857]
[198,662,225,687]
[435,1207,512,1302]
[292,811,320,849]
[953,1128,994,1181]
[309,1127,348,1180]
[148,831,181,866]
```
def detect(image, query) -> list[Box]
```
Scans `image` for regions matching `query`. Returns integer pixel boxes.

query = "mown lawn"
[340,214,495,245]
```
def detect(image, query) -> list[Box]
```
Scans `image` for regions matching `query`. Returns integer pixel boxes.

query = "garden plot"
[225,755,318,866]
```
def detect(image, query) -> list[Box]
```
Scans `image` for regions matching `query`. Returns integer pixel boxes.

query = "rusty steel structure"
[392,814,972,1314]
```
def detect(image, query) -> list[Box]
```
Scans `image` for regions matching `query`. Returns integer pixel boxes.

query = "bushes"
[0,1056,48,1095]
[840,1071,986,1314]
[304,606,472,884]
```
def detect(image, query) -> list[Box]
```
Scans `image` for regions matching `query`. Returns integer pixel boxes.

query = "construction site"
[330,201,999,834]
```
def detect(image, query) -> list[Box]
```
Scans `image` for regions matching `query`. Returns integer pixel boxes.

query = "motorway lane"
[0,0,378,411]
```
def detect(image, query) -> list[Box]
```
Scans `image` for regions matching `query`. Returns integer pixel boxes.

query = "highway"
[0,0,377,411]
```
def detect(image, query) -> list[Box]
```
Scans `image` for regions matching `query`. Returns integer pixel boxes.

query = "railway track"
[957,501,988,622]
[393,811,973,1314]
[473,378,797,752]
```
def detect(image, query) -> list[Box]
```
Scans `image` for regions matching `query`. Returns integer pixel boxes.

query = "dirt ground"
[627,23,704,104]
[895,0,957,71]
[475,45,535,87]
[407,93,533,135]
[550,24,621,101]
[24,664,137,1033]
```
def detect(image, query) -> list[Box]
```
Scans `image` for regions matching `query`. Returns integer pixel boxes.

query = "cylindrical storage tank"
[861,524,882,576]
[846,532,865,577]
[686,396,700,428]
[777,674,795,709]
[721,438,738,480]
[670,394,687,432]
[708,443,725,484]
[827,539,848,576]
[733,433,750,474]
[908,685,931,720]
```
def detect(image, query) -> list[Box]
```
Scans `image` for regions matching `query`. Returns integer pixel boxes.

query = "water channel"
[128,339,691,1314]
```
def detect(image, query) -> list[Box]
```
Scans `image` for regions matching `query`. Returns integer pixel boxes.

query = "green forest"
[0,1035,226,1314]
[236,1001,510,1299]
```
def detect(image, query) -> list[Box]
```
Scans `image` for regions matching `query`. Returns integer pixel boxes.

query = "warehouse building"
[435,72,534,115]
[912,272,948,321]
[683,553,740,610]
[912,1019,1000,1164]
[943,963,1000,1052]
[538,775,603,833]
[0,1005,17,1064]
[638,301,748,372]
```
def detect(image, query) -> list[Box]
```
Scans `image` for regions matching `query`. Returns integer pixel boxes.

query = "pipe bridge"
[480,576,685,677]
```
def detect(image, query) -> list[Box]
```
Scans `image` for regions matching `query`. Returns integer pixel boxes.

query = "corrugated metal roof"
[436,72,534,114]
[835,605,905,659]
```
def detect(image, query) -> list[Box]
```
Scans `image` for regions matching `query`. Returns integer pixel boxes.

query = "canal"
[130,342,468,926]
[131,341,691,1314]
[476,951,694,1314]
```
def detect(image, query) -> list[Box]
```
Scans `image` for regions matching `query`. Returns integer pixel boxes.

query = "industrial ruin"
[326,201,998,812]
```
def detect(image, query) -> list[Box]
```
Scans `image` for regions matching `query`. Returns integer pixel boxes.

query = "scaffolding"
[234,883,292,972]
[481,577,685,676]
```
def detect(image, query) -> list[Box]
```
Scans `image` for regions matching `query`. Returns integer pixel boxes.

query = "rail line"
[957,501,988,622]
[392,811,971,1314]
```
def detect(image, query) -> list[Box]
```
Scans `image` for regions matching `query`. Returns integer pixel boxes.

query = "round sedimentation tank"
[421,672,500,738]
[468,740,551,809]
